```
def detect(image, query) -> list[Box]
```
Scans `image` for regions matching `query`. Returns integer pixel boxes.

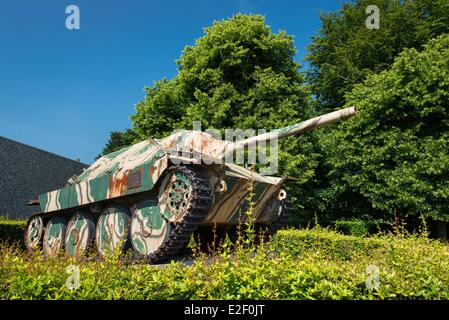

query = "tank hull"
[38,133,285,226]
[38,162,284,227]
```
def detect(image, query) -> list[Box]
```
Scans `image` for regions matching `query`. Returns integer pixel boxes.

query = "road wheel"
[43,216,67,257]
[24,214,44,251]
[65,211,95,258]
[95,204,131,258]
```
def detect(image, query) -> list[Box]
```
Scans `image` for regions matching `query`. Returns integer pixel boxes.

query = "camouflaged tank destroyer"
[24,107,356,262]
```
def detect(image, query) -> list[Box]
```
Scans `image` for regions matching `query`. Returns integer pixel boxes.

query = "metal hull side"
[39,155,168,213]
[200,175,283,226]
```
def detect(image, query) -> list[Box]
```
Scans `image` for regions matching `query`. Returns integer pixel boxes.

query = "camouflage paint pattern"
[37,107,357,227]
[25,215,44,249]
[130,199,171,256]
[43,217,67,257]
[95,204,130,257]
[65,211,95,258]
[39,139,169,213]
[204,163,285,225]
[201,168,286,226]
[37,130,283,227]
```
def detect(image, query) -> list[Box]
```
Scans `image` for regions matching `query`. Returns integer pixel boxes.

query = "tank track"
[144,165,214,264]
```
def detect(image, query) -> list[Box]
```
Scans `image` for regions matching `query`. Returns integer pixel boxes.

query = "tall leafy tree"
[132,78,187,139]
[307,0,449,112]
[132,14,318,194]
[320,35,449,235]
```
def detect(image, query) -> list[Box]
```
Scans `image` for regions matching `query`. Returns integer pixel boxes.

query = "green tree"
[307,0,449,112]
[320,35,449,230]
[99,128,137,158]
[132,78,187,139]
[132,14,318,195]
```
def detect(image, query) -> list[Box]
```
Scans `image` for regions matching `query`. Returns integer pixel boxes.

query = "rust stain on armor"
[108,169,130,198]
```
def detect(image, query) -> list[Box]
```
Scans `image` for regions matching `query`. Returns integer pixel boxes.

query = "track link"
[147,165,214,264]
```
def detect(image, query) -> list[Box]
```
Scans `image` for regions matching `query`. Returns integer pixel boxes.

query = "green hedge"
[332,219,392,237]
[271,227,385,260]
[1,226,449,299]
[334,219,369,236]
[288,215,392,236]
[0,218,26,245]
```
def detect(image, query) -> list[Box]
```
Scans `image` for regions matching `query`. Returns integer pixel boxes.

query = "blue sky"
[0,0,345,164]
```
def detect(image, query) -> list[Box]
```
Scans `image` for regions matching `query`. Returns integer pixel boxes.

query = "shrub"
[0,218,26,245]
[1,227,449,300]
[320,34,449,223]
[333,219,369,236]
[271,227,384,260]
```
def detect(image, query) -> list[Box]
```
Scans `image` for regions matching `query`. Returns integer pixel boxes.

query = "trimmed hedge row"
[271,227,385,260]
[1,225,449,299]
[0,218,26,245]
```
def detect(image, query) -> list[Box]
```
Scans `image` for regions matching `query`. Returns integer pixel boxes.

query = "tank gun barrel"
[224,106,357,158]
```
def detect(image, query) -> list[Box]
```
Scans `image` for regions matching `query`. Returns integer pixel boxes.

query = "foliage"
[100,15,319,213]
[333,218,393,236]
[271,227,383,260]
[133,14,310,133]
[319,34,449,222]
[98,128,137,158]
[130,14,318,206]
[0,218,26,245]
[307,0,449,112]
[334,219,370,237]
[1,227,449,299]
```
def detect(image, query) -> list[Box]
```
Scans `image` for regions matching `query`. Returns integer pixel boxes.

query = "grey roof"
[0,136,89,219]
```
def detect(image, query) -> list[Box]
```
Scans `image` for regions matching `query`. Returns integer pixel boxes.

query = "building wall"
[0,136,89,219]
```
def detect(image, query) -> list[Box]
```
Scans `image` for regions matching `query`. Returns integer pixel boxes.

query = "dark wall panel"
[0,137,88,219]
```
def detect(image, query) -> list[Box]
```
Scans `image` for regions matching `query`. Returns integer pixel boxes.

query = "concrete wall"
[0,136,89,219]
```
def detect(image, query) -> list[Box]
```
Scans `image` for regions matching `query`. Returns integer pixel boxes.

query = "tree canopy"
[320,34,449,222]
[307,0,449,112]
[132,14,310,135]
[98,129,136,158]
[113,14,318,191]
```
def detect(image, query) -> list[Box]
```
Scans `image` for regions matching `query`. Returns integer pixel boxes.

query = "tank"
[24,106,357,262]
